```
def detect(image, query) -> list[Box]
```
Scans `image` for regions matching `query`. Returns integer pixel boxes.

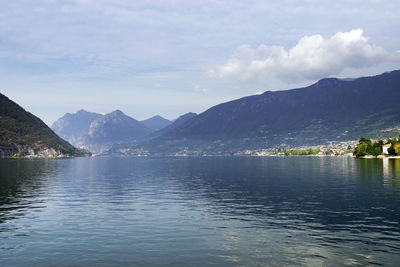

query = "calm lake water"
[1,157,400,266]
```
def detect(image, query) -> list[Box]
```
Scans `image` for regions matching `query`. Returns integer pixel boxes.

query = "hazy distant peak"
[173,112,197,122]
[76,109,90,114]
[103,110,133,121]
[51,109,103,140]
[108,109,124,116]
[141,115,172,132]
[142,115,168,121]
[86,108,151,149]
[61,109,102,120]
[145,112,197,139]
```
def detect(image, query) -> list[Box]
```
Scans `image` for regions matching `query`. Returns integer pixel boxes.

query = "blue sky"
[1,0,400,125]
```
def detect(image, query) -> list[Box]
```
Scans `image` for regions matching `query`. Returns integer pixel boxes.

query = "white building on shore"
[382,144,392,155]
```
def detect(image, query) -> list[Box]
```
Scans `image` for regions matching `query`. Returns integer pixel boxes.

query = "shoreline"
[2,152,400,159]
[358,155,400,159]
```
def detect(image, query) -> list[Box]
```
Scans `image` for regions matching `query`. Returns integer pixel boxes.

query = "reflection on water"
[357,158,400,192]
[0,157,400,266]
[0,159,57,226]
[382,158,400,195]
[357,157,400,181]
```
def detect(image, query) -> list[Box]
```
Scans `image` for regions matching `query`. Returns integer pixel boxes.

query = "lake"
[1,157,400,266]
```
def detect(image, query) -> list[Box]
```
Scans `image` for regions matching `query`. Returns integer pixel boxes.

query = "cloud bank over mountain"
[210,29,398,82]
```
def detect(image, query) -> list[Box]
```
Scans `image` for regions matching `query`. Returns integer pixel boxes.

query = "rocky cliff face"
[83,110,151,153]
[51,109,103,150]
[52,109,154,153]
[52,109,102,139]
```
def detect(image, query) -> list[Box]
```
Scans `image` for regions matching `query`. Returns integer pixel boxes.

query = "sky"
[1,0,400,125]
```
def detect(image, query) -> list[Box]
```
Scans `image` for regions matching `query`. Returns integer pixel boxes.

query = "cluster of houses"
[241,139,398,157]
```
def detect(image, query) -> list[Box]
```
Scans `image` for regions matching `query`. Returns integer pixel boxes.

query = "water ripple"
[0,157,400,266]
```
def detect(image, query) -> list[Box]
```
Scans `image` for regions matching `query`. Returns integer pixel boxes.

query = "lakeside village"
[237,135,400,158]
[9,135,400,158]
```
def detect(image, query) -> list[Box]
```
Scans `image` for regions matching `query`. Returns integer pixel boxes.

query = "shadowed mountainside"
[138,70,400,155]
[0,93,87,157]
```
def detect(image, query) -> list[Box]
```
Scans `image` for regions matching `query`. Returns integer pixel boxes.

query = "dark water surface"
[1,157,400,266]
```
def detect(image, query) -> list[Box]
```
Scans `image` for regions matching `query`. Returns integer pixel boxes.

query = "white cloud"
[210,29,395,82]
[2,1,400,123]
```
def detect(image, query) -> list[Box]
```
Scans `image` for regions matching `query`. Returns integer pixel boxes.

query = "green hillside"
[0,93,88,157]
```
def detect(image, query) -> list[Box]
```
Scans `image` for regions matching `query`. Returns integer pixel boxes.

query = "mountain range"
[103,112,198,156]
[51,109,102,146]
[35,69,400,156]
[110,70,400,156]
[139,70,400,155]
[51,110,173,153]
[0,93,88,157]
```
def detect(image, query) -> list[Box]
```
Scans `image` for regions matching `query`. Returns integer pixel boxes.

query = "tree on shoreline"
[354,138,382,157]
[387,137,400,155]
[354,135,400,157]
